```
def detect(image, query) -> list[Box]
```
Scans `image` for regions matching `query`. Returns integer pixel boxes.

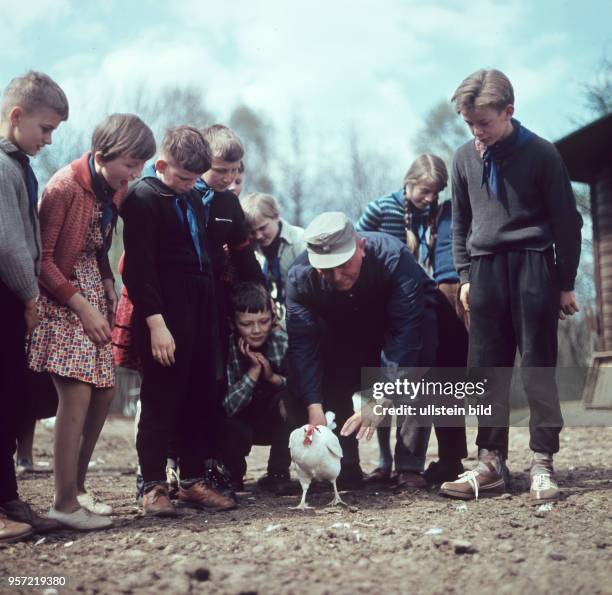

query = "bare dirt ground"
[2,411,612,595]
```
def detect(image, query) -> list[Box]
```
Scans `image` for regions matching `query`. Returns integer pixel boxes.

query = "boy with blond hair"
[195,125,262,292]
[0,71,68,540]
[440,69,582,502]
[192,125,264,492]
[122,126,237,516]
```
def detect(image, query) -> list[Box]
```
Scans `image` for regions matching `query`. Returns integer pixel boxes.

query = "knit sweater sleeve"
[38,180,80,304]
[536,142,583,291]
[356,199,383,232]
[121,190,163,318]
[0,158,39,300]
[451,148,473,285]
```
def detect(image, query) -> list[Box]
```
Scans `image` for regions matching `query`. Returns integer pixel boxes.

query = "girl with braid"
[356,154,466,490]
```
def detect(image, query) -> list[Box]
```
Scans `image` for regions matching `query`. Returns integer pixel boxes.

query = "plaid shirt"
[223,329,288,417]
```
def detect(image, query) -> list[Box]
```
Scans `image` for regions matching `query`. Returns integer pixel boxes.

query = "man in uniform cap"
[285,212,467,489]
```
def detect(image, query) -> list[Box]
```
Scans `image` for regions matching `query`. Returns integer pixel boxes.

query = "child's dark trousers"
[135,271,224,484]
[468,249,563,456]
[223,392,291,483]
[0,281,27,503]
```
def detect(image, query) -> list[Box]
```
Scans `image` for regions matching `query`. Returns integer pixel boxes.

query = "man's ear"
[504,104,515,119]
[357,237,367,255]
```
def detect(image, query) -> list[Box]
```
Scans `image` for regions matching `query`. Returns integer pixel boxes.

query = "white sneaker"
[530,452,560,502]
[77,493,113,516]
[48,506,113,531]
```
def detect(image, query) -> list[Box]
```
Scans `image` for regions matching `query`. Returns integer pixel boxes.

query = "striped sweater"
[356,189,431,265]
[355,190,407,242]
[355,189,459,284]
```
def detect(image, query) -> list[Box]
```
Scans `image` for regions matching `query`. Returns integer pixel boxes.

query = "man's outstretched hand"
[340,398,390,441]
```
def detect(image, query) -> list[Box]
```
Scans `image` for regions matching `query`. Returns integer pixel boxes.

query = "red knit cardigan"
[38,152,127,304]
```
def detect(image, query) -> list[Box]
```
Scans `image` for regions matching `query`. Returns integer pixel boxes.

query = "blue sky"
[1,0,611,166]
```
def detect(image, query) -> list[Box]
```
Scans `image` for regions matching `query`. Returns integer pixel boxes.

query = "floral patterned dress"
[27,203,115,388]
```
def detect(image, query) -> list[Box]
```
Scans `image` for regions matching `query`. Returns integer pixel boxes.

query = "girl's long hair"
[402,154,448,267]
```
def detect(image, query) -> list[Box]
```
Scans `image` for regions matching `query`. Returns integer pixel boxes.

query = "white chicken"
[289,411,345,510]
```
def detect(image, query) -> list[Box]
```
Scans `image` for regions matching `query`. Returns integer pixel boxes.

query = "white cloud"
[29,0,605,174]
[0,0,71,60]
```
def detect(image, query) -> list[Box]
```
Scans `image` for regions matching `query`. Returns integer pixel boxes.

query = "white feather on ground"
[288,411,345,509]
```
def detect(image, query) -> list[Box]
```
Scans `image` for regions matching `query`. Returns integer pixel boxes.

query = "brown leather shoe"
[394,471,428,490]
[2,499,61,534]
[178,480,237,511]
[440,449,505,500]
[364,467,392,485]
[0,511,33,543]
[143,484,178,517]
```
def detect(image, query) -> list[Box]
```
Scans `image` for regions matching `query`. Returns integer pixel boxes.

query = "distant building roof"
[555,112,612,183]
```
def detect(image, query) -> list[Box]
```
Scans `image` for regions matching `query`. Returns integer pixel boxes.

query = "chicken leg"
[290,478,312,510]
[328,480,347,507]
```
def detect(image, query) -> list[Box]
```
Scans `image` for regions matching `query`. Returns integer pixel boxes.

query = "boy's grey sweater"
[0,137,41,300]
[451,135,582,291]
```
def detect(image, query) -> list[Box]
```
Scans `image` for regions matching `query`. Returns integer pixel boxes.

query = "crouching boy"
[222,283,293,495]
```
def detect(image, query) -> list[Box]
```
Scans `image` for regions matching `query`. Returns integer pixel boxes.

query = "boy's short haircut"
[1,70,69,121]
[92,113,156,162]
[160,125,212,173]
[231,282,273,315]
[201,124,244,162]
[240,192,280,227]
[451,69,514,113]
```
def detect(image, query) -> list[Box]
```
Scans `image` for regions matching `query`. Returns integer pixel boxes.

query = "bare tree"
[278,112,307,226]
[583,53,612,117]
[341,126,396,221]
[36,83,214,186]
[413,100,470,166]
[229,104,274,194]
[36,124,86,186]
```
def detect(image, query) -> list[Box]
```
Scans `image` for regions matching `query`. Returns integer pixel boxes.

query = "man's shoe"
[257,471,296,496]
[2,499,61,534]
[439,449,505,500]
[178,480,237,511]
[336,464,364,490]
[394,471,428,490]
[422,459,464,487]
[77,493,113,516]
[0,511,32,543]
[143,484,178,517]
[364,467,392,486]
[530,452,560,502]
[48,506,113,530]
